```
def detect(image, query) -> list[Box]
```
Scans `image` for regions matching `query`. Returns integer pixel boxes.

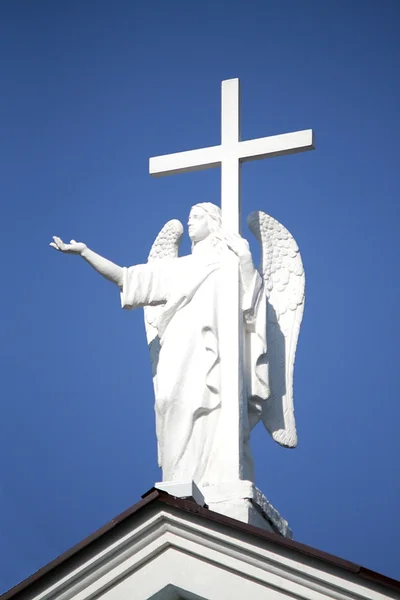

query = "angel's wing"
[247,211,305,448]
[143,219,183,376]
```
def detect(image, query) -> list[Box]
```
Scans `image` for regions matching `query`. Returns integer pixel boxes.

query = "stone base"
[201,480,292,538]
[208,496,275,532]
[155,481,205,506]
[155,479,292,538]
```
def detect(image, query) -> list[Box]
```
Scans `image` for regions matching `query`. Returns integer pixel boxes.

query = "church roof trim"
[2,487,399,599]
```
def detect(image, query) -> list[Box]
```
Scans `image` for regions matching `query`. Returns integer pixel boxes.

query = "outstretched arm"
[50,237,123,287]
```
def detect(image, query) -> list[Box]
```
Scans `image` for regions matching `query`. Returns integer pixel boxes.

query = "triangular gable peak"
[2,490,399,600]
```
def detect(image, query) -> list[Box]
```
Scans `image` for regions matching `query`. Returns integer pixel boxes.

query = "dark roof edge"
[2,488,399,598]
[1,491,160,600]
[153,491,400,593]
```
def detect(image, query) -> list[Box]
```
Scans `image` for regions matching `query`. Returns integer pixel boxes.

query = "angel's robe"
[119,242,267,487]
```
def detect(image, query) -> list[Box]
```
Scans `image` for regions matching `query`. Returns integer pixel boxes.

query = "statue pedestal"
[155,480,205,506]
[155,480,292,538]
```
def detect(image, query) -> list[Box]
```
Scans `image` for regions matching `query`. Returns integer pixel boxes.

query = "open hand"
[50,236,87,255]
[224,232,250,258]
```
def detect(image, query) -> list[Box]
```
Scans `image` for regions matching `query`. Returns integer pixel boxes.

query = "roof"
[2,488,400,599]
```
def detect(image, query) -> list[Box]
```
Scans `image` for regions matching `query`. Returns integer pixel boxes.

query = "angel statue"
[50,202,304,489]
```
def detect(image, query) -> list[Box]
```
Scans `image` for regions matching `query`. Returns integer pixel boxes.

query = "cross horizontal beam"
[149,129,314,177]
[149,145,221,177]
[239,129,314,162]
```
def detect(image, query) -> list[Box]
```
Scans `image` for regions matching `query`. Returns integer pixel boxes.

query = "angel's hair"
[191,202,225,252]
[193,202,221,231]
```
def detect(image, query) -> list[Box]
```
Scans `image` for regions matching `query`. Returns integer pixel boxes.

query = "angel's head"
[188,203,222,248]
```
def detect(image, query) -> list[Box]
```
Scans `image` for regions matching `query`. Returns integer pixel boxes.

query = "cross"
[149,78,314,486]
[150,78,314,233]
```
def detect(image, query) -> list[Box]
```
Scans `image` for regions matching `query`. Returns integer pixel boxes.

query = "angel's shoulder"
[173,254,193,270]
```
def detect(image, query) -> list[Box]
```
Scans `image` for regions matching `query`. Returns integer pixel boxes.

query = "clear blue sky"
[0,1,399,592]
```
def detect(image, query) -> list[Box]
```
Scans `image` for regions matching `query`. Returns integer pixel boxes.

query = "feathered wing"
[143,219,184,378]
[247,211,305,448]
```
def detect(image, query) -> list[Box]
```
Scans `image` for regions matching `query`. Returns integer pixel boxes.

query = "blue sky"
[1,0,399,592]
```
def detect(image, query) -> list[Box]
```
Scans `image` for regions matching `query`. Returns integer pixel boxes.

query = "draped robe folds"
[119,243,268,487]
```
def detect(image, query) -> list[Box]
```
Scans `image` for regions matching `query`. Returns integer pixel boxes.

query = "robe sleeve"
[120,261,170,310]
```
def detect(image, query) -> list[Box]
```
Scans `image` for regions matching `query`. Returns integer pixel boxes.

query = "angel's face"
[188,207,210,243]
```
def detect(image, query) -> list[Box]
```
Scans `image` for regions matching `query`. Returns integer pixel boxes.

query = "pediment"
[4,496,398,600]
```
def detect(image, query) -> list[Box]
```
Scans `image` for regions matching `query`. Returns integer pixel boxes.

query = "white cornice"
[26,507,396,600]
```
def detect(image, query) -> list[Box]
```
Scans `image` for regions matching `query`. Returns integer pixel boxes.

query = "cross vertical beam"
[221,78,241,233]
[218,79,244,481]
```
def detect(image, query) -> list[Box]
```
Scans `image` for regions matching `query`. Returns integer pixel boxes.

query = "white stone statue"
[50,202,305,490]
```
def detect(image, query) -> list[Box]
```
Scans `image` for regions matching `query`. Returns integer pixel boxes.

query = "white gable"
[8,502,398,600]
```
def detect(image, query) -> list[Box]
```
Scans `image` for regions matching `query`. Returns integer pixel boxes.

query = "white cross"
[150,78,314,234]
[149,78,314,486]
